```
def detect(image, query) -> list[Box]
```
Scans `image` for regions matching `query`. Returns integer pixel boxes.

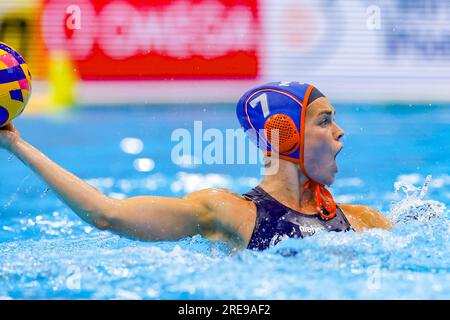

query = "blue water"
[0,103,449,299]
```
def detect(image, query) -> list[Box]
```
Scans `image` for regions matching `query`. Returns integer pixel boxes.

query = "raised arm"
[0,124,215,241]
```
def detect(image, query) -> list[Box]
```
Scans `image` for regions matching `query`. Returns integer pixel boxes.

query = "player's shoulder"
[183,187,244,200]
[183,188,254,210]
[339,203,393,231]
[183,188,257,246]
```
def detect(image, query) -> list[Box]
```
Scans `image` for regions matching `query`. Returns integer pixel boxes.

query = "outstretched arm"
[0,124,214,241]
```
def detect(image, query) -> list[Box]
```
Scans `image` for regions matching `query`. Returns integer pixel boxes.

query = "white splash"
[389,175,447,224]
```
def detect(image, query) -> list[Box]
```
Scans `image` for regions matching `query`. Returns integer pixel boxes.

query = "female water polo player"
[0,82,392,250]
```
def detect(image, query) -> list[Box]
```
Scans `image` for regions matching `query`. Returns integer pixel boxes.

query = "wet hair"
[307,87,325,106]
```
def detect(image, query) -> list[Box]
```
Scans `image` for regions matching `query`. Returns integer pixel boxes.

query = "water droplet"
[40,187,51,198]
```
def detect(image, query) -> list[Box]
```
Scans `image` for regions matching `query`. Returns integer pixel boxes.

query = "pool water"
[0,103,449,299]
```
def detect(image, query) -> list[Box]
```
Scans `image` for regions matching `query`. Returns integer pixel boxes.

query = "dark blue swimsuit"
[243,186,353,250]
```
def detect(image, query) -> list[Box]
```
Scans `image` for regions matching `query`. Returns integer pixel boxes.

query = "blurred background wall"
[1,0,449,110]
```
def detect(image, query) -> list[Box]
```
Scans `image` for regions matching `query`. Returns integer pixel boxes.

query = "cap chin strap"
[303,179,336,220]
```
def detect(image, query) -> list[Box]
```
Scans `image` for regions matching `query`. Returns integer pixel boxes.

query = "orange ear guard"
[263,114,299,155]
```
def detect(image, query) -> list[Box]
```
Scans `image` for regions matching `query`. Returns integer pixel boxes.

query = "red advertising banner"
[41,0,260,79]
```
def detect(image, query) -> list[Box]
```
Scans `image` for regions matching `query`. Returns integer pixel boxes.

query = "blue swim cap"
[236,81,324,165]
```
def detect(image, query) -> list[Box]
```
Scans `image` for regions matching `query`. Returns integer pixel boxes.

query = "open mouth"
[334,146,343,160]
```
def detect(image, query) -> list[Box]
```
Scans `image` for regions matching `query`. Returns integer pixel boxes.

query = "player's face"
[303,98,344,186]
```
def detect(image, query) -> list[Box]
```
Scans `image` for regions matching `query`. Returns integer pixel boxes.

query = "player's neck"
[259,160,317,214]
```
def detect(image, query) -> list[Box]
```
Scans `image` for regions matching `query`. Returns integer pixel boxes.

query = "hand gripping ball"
[0,42,32,127]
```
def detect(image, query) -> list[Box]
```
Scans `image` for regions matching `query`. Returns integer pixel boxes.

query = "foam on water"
[390,175,446,223]
[0,174,448,299]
